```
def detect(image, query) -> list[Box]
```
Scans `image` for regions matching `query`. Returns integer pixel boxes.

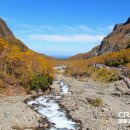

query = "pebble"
[43,123,49,128]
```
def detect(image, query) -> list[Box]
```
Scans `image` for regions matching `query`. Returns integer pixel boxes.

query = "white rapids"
[27,80,80,130]
[59,80,70,94]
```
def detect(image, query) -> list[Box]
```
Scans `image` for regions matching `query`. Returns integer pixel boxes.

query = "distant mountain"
[68,17,130,60]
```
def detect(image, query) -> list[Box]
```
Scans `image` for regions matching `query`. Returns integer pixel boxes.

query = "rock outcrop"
[96,17,130,56]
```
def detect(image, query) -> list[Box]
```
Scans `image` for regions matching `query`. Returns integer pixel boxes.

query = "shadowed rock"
[124,17,130,25]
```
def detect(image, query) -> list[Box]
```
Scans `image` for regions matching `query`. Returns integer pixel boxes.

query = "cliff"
[68,17,130,60]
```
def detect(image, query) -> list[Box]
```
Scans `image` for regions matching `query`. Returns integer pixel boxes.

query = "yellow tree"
[4,46,22,77]
[0,38,9,59]
[20,50,53,86]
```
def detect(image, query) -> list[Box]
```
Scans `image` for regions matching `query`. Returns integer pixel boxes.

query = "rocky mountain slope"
[0,18,28,51]
[0,17,55,58]
[68,17,130,60]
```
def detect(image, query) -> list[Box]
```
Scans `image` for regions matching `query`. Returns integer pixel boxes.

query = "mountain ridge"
[0,17,28,51]
[68,17,130,60]
[0,18,14,37]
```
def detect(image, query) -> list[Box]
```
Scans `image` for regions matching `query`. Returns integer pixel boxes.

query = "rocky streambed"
[27,80,81,130]
[1,74,130,130]
[55,75,130,130]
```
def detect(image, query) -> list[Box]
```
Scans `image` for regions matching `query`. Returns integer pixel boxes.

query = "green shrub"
[107,61,120,67]
[29,75,53,91]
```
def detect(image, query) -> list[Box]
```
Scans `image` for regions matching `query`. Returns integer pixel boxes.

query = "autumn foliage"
[0,38,53,92]
[66,48,130,82]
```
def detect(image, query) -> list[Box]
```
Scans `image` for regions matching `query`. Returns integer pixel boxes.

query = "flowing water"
[27,80,80,130]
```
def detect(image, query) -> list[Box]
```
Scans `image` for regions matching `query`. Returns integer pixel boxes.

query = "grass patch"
[81,66,119,82]
[87,98,103,107]
[91,68,119,82]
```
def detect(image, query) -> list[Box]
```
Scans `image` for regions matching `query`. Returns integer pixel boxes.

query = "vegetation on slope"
[66,48,130,82]
[0,38,53,93]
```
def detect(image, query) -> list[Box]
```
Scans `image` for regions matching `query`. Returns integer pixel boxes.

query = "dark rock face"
[113,23,123,31]
[0,18,14,37]
[123,17,130,25]
[83,45,99,59]
[69,17,130,60]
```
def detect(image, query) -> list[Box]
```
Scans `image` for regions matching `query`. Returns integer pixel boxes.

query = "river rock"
[37,89,44,95]
[115,82,129,94]
[30,90,37,96]
[43,123,49,128]
[39,123,44,127]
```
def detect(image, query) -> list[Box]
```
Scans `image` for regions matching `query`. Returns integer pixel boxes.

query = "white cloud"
[18,23,115,36]
[21,24,55,30]
[20,24,99,33]
[107,25,114,30]
[60,25,77,32]
[2,17,17,22]
[98,25,114,31]
[28,34,104,42]
[21,24,36,28]
[78,25,95,32]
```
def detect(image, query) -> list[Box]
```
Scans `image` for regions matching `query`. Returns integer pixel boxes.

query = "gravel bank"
[52,74,130,130]
[0,95,43,130]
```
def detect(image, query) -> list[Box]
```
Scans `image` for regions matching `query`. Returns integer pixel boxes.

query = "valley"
[0,12,130,130]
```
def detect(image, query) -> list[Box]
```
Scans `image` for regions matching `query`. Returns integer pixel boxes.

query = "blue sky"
[0,0,130,58]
